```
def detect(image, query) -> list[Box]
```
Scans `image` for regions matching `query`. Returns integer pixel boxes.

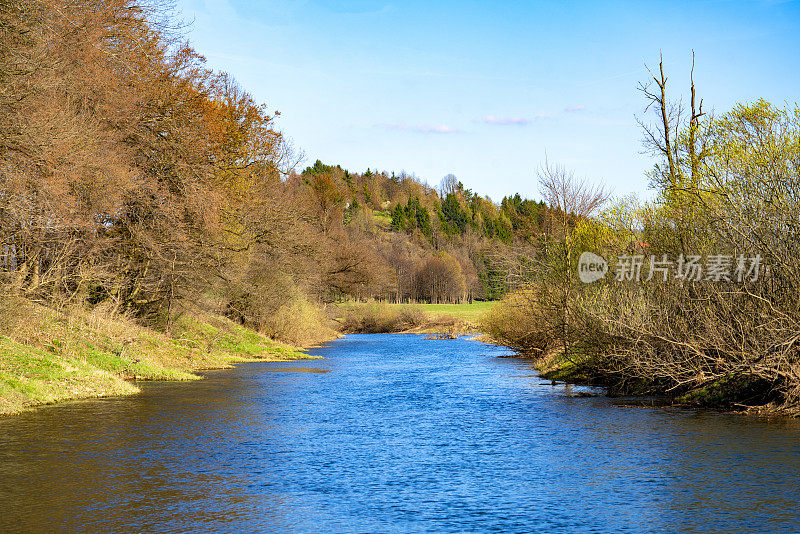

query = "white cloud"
[416,124,460,134]
[482,115,531,126]
[376,123,461,134]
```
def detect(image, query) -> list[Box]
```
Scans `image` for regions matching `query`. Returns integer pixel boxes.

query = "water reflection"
[1,334,799,533]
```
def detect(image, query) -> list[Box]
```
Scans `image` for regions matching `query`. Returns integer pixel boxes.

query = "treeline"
[485,58,800,414]
[291,163,554,304]
[0,0,367,341]
[0,0,552,341]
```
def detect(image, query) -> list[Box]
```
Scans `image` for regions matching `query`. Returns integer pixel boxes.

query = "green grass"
[169,313,309,362]
[396,302,497,324]
[0,298,315,416]
[0,335,140,414]
[338,301,496,324]
[371,210,393,230]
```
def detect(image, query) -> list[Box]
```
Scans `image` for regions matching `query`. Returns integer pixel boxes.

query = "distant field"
[400,301,497,323]
[337,301,497,326]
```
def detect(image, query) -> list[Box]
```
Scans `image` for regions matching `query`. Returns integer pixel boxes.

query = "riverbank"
[335,301,496,334]
[0,299,495,416]
[477,289,800,416]
[498,341,791,416]
[0,297,321,416]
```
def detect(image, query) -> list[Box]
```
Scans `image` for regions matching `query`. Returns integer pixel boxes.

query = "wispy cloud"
[323,3,397,16]
[376,123,461,134]
[417,124,460,134]
[564,105,587,113]
[481,115,531,126]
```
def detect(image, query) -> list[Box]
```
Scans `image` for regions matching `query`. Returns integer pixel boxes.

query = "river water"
[1,334,800,533]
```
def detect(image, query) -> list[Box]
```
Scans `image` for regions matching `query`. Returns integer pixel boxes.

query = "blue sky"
[174,0,800,201]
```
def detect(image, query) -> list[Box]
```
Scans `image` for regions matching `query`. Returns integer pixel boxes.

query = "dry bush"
[260,294,336,347]
[480,288,556,355]
[559,99,800,410]
[339,303,429,333]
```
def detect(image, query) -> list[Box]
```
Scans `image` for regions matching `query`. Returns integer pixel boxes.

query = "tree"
[414,252,466,303]
[533,161,609,361]
[440,174,460,197]
[439,193,469,235]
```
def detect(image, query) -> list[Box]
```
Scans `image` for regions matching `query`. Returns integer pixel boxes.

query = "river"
[1,334,800,533]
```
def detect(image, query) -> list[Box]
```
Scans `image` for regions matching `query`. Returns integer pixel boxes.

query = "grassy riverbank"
[1,298,496,416]
[336,301,497,334]
[0,297,316,416]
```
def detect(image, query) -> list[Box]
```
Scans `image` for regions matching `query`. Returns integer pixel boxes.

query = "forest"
[2,0,799,415]
[0,0,548,337]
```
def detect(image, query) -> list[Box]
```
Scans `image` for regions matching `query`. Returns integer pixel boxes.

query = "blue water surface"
[1,334,799,533]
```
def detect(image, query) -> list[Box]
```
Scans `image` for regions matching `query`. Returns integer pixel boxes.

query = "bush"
[480,289,554,355]
[339,303,429,333]
[260,294,337,347]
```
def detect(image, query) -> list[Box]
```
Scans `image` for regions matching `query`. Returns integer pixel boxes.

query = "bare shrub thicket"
[486,55,800,412]
[483,163,609,360]
[588,99,800,410]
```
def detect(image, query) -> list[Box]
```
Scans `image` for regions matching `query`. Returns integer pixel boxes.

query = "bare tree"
[536,161,610,362]
[440,174,460,197]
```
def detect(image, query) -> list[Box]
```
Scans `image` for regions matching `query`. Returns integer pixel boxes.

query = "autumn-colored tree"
[414,252,466,304]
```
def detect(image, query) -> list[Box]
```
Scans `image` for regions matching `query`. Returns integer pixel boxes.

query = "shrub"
[339,303,429,333]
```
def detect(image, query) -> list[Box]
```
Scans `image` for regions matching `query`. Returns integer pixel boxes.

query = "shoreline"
[5,295,790,419]
[0,297,330,417]
[501,344,797,418]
